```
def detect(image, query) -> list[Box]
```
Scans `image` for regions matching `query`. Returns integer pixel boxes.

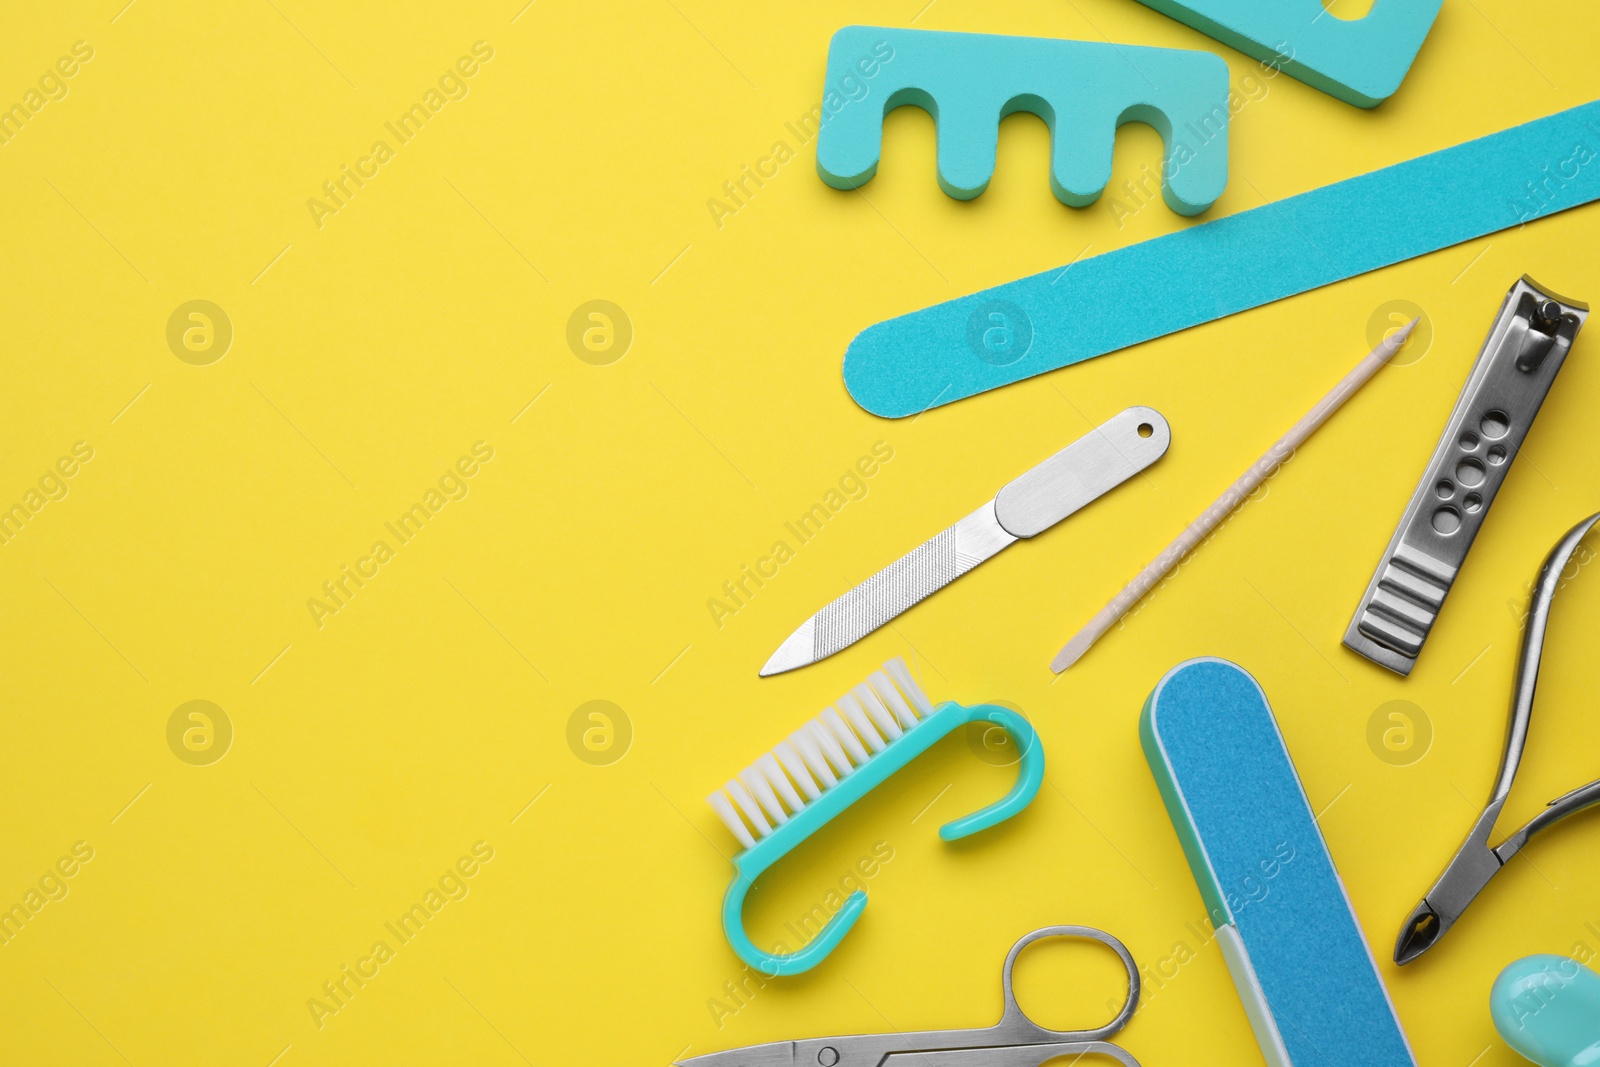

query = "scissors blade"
[884,1042,1137,1067]
[676,1041,795,1067]
[760,502,1015,676]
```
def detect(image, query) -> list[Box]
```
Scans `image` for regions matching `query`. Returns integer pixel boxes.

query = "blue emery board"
[1141,659,1417,1067]
[843,99,1600,418]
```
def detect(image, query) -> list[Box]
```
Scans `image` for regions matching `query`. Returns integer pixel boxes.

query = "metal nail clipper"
[1345,276,1587,675]
[1393,511,1600,964]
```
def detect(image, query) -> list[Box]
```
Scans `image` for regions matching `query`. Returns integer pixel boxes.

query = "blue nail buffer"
[1141,659,1418,1067]
[844,99,1600,418]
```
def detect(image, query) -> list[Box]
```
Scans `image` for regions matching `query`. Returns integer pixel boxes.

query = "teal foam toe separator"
[1491,955,1600,1067]
[843,99,1600,419]
[1141,658,1418,1067]
[817,26,1230,213]
[1128,0,1442,107]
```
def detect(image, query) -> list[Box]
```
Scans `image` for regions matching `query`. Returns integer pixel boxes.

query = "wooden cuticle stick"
[1050,319,1419,672]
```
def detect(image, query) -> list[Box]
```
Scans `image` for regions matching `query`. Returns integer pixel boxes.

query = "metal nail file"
[1344,276,1587,675]
[760,407,1170,676]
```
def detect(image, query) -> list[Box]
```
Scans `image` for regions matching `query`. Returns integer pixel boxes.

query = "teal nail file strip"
[1141,659,1418,1067]
[1126,0,1442,107]
[843,100,1600,419]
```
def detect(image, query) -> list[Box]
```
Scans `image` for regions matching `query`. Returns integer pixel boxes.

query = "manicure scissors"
[677,926,1142,1067]
[1394,511,1600,964]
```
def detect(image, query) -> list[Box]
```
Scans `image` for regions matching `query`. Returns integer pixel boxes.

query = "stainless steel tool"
[760,407,1170,677]
[677,925,1143,1067]
[1344,276,1587,675]
[1393,511,1600,965]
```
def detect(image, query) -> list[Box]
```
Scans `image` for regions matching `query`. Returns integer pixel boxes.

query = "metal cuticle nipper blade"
[1394,510,1600,965]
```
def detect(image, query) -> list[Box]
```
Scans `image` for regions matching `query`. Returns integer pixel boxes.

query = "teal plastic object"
[843,98,1600,419]
[1142,658,1419,1067]
[721,701,1043,976]
[817,25,1230,215]
[1491,956,1600,1067]
[1127,0,1442,107]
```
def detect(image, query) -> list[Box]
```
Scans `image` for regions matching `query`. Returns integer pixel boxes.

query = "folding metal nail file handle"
[761,407,1171,676]
[1344,276,1587,675]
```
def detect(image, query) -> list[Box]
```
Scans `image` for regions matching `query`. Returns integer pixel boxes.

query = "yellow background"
[3,0,1599,1063]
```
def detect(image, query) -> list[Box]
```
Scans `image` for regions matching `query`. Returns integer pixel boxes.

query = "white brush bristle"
[707,657,934,849]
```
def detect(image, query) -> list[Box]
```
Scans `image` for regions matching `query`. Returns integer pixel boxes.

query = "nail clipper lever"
[1345,276,1587,675]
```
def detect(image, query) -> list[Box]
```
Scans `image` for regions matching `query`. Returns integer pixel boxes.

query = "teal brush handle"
[1491,955,1600,1067]
[721,701,1043,976]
